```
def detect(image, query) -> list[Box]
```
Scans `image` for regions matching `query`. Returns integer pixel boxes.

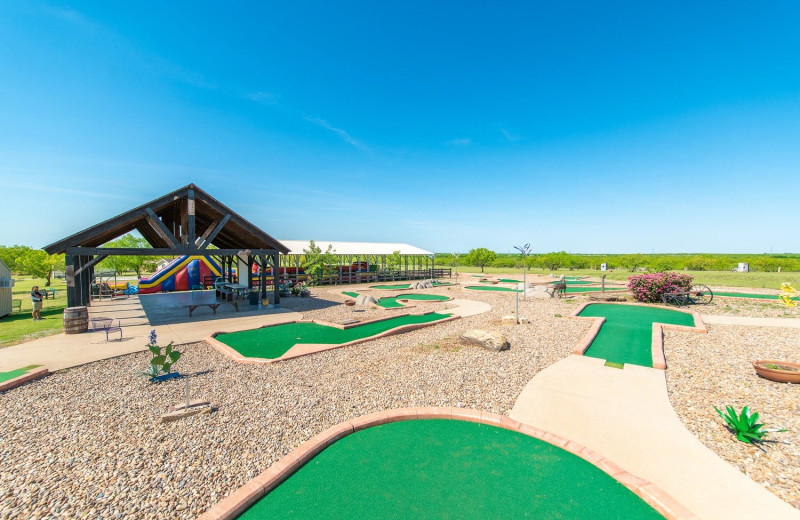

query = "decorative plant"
[142,329,181,378]
[714,405,786,444]
[778,282,797,307]
[627,272,693,303]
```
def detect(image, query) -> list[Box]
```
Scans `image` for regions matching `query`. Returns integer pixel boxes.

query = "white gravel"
[0,285,589,519]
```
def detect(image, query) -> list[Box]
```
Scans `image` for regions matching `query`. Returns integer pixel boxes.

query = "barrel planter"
[63,306,88,334]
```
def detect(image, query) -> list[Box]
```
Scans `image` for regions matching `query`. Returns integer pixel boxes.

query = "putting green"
[0,365,40,383]
[549,280,595,285]
[239,419,663,520]
[216,313,451,359]
[343,292,450,308]
[714,292,799,301]
[498,278,522,283]
[370,282,453,290]
[578,304,694,367]
[465,285,520,292]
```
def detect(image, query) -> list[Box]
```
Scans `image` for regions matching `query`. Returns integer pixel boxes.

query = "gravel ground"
[0,285,589,519]
[664,325,800,509]
[699,288,800,319]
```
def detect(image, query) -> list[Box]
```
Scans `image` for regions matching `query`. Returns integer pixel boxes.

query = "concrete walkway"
[510,355,799,519]
[701,314,800,328]
[0,295,300,372]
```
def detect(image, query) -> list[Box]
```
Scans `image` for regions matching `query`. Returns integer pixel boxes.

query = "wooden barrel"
[63,306,88,334]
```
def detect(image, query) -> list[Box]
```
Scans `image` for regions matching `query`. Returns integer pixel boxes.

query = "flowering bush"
[627,272,693,303]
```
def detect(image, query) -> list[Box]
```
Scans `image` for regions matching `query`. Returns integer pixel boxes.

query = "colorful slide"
[138,256,222,294]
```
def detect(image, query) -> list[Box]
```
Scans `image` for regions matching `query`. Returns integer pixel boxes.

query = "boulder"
[526,285,550,299]
[502,315,530,325]
[355,294,379,306]
[460,329,510,352]
[409,279,435,290]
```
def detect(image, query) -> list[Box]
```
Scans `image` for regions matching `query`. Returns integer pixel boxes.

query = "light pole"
[429,253,435,282]
[453,253,460,284]
[514,243,531,301]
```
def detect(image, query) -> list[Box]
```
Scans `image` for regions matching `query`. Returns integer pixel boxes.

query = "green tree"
[302,240,337,285]
[386,250,402,270]
[0,245,30,273]
[17,249,64,286]
[465,248,497,272]
[99,234,155,277]
[618,254,647,272]
[539,251,571,271]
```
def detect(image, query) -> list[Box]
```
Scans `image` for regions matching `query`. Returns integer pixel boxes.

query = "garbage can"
[249,291,259,306]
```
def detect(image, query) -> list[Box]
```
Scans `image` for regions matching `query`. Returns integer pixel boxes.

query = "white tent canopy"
[279,240,433,256]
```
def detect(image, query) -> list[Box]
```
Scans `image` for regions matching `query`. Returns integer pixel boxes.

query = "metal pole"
[514,243,531,301]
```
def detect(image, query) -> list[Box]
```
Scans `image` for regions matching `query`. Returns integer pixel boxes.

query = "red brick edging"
[197,407,697,520]
[205,312,460,365]
[567,302,707,370]
[0,367,49,392]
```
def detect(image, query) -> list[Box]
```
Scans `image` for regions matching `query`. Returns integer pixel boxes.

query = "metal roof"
[280,240,433,256]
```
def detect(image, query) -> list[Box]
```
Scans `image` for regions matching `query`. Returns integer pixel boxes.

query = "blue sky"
[1,1,799,254]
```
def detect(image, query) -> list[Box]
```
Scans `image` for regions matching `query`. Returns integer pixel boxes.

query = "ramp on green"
[239,419,663,520]
[465,285,520,292]
[216,313,450,359]
[578,304,694,367]
[370,282,453,290]
[0,365,40,383]
[715,291,798,301]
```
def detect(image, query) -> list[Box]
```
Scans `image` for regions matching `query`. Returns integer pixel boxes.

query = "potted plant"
[752,360,800,384]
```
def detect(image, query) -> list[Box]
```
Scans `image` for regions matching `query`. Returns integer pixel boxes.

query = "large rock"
[409,279,435,290]
[502,315,530,325]
[460,329,510,352]
[355,294,379,306]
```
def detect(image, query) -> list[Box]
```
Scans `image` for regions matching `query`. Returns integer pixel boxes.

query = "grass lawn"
[455,267,800,290]
[0,277,68,348]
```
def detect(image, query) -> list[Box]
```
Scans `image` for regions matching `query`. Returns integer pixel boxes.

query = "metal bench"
[184,301,239,317]
[12,299,22,313]
[89,317,123,341]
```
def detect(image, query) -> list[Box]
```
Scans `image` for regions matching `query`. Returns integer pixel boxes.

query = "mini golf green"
[465,285,520,292]
[565,286,626,293]
[239,419,663,520]
[216,313,451,359]
[578,304,695,367]
[714,291,799,301]
[343,292,450,309]
[550,280,595,285]
[498,278,522,283]
[370,282,453,290]
[0,365,40,383]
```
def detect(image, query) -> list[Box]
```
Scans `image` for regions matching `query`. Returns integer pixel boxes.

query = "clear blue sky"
[1,1,799,254]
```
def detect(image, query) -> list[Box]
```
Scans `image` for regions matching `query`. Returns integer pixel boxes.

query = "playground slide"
[138,256,222,294]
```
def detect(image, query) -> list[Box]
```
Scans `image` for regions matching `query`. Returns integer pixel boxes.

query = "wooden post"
[272,253,280,307]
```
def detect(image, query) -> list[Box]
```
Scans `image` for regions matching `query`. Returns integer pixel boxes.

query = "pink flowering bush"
[627,272,693,303]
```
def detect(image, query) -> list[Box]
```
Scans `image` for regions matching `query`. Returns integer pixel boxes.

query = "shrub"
[627,272,693,303]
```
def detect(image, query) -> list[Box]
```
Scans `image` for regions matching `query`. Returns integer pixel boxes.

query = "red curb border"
[0,367,50,392]
[196,407,698,520]
[205,312,460,365]
[567,302,707,370]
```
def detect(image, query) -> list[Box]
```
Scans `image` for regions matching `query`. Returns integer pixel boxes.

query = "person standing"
[31,285,43,321]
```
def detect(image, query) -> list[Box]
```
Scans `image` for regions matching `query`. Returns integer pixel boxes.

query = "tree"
[386,250,402,270]
[302,240,337,285]
[618,254,647,272]
[17,249,64,286]
[98,234,155,277]
[465,248,497,272]
[0,245,30,273]
[539,251,571,271]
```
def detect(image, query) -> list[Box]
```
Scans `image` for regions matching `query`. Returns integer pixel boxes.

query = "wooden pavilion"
[44,184,289,308]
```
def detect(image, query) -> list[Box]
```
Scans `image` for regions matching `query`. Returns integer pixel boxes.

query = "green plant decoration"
[714,405,785,444]
[141,329,181,379]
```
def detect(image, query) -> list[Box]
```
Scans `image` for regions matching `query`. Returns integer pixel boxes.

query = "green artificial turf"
[239,419,664,520]
[216,313,451,359]
[714,291,799,301]
[0,365,40,383]
[498,278,522,283]
[464,285,520,292]
[344,292,450,308]
[578,304,695,367]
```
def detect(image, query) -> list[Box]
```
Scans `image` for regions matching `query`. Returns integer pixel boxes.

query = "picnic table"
[40,288,58,299]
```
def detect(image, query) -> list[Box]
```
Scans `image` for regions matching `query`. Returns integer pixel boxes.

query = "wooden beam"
[194,218,219,247]
[74,254,107,276]
[199,214,231,249]
[187,188,196,247]
[66,246,279,256]
[145,207,182,249]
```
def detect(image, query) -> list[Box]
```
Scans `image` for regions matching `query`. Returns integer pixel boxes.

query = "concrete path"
[701,314,800,329]
[510,355,799,520]
[0,295,300,372]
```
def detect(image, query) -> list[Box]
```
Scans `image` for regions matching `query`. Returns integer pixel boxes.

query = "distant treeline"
[434,251,800,272]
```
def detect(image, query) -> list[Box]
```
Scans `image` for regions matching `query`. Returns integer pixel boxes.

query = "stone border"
[568,302,707,370]
[0,366,50,393]
[205,312,460,365]
[197,407,697,520]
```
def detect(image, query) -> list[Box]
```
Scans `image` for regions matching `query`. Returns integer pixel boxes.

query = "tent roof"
[279,240,433,256]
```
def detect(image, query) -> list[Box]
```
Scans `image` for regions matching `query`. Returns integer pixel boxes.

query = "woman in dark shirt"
[31,286,43,320]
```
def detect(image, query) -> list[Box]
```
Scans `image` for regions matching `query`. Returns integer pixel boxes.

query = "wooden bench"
[185,301,239,317]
